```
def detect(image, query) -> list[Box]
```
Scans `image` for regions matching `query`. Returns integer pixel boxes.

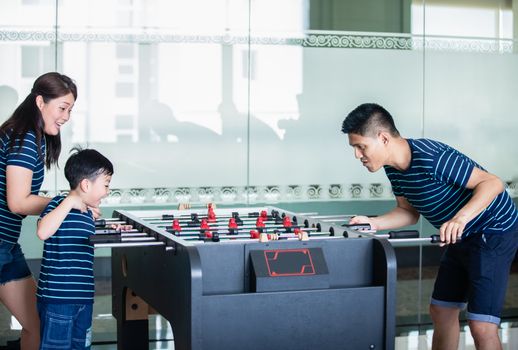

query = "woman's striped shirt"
[384,139,518,237]
[0,131,45,244]
[37,196,95,304]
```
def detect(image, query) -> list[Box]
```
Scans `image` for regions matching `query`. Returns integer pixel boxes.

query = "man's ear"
[79,178,90,193]
[378,131,390,145]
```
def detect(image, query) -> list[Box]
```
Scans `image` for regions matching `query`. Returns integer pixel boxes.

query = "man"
[342,103,518,350]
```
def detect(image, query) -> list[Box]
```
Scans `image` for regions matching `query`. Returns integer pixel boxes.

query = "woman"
[0,72,76,350]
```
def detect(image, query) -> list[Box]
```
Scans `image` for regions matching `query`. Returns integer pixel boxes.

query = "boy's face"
[84,173,111,208]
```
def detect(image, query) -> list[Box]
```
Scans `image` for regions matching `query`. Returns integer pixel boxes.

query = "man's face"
[348,133,387,172]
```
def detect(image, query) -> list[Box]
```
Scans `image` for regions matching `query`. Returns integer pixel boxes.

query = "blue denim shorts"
[0,240,32,284]
[38,302,93,350]
[431,227,518,325]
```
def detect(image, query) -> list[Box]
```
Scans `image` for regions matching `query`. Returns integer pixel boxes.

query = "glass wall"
[2,0,516,202]
[1,0,517,338]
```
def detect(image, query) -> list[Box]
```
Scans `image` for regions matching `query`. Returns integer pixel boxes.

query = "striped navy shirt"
[0,131,45,244]
[37,196,95,304]
[384,139,518,237]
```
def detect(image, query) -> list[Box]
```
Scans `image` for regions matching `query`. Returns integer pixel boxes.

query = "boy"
[36,148,118,349]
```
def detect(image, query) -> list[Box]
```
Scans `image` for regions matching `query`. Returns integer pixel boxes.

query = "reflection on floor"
[88,320,518,350]
[398,323,518,349]
[1,277,517,349]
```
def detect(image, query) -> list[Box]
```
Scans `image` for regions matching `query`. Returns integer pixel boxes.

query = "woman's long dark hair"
[0,72,77,169]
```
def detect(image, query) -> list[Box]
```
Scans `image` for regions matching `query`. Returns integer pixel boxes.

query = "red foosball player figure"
[260,210,268,221]
[171,219,182,233]
[256,217,266,232]
[282,216,293,233]
[250,230,260,239]
[199,230,218,242]
[207,203,216,222]
[200,219,210,231]
[228,218,238,235]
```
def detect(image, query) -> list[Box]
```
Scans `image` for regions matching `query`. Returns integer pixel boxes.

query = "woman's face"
[37,92,75,136]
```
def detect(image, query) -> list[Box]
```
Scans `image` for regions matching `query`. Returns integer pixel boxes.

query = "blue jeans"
[0,240,32,284]
[37,302,93,350]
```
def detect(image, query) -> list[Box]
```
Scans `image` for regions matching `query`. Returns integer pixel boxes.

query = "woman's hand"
[89,206,102,219]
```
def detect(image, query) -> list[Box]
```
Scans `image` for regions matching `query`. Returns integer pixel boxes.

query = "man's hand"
[439,215,467,246]
[349,215,378,230]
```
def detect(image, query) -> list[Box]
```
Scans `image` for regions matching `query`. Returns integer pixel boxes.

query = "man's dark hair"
[64,147,113,189]
[341,103,400,137]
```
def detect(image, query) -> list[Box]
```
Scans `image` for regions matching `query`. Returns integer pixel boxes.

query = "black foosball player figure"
[341,103,518,350]
[232,212,243,225]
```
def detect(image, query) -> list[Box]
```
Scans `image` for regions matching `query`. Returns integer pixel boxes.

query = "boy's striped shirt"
[37,196,95,304]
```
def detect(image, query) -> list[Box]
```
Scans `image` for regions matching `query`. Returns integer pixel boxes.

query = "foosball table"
[91,205,401,350]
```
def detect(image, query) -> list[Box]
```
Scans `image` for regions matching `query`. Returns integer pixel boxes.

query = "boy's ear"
[79,178,90,193]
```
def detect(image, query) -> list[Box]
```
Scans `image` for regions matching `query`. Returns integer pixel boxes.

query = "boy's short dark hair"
[342,103,400,137]
[64,147,113,189]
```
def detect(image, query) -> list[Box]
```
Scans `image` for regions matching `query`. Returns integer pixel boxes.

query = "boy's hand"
[109,224,133,232]
[178,203,191,210]
[177,203,216,210]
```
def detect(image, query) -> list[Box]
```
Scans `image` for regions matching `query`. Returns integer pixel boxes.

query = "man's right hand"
[348,215,378,230]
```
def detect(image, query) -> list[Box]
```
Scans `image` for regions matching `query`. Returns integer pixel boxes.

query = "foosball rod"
[347,230,446,244]
[95,228,141,234]
[159,223,309,232]
[308,214,356,220]
[170,228,325,237]
[93,241,165,248]
[182,234,309,241]
[145,211,289,223]
[94,218,128,227]
[386,234,446,244]
[137,210,282,221]
[146,216,288,225]
[90,233,165,247]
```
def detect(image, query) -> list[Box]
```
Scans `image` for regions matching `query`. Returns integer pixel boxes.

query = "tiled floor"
[2,275,518,349]
[2,300,518,350]
[86,320,518,350]
[396,322,518,350]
